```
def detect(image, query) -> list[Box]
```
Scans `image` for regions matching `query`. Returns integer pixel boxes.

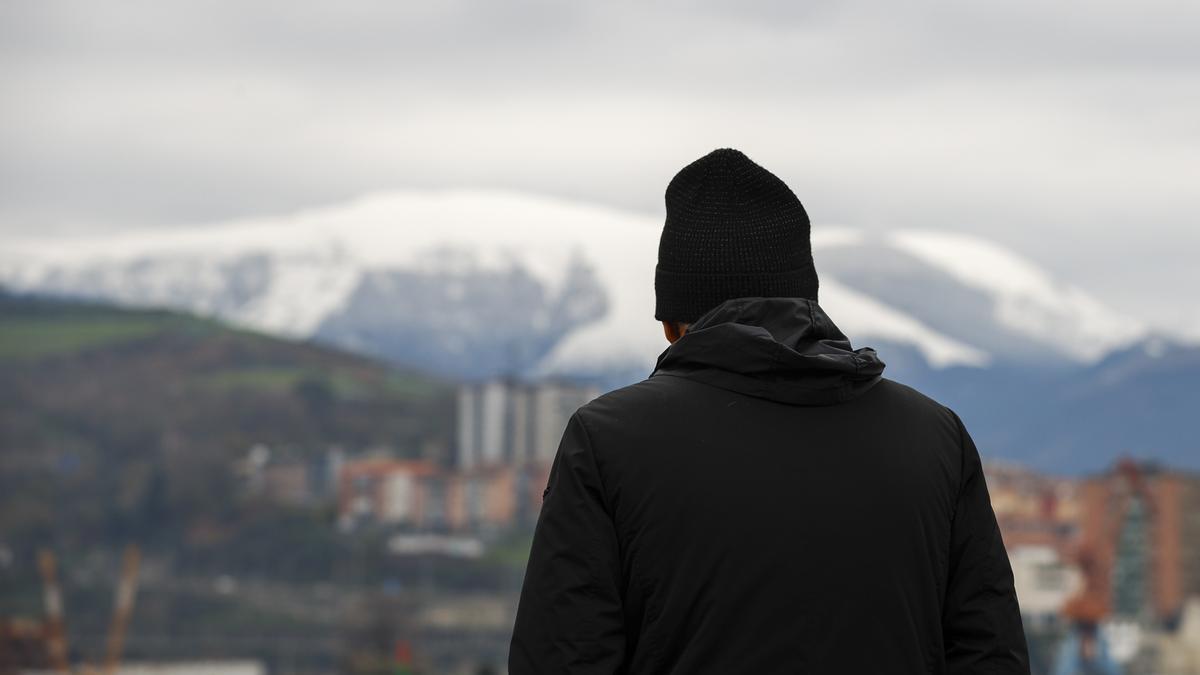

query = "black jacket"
[509,296,1029,674]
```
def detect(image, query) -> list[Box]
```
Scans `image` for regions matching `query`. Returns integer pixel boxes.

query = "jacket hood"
[649,296,886,405]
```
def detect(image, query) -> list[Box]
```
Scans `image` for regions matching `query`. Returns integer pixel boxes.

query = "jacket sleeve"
[509,410,627,674]
[942,408,1031,674]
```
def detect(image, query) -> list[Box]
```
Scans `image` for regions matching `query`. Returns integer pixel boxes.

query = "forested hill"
[0,291,455,555]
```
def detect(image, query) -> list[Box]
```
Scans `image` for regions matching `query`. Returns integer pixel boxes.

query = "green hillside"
[0,292,456,557]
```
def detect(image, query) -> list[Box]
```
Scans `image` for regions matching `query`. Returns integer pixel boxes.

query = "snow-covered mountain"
[7,189,1199,472]
[0,189,1155,381]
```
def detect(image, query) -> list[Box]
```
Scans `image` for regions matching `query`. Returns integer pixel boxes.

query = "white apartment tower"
[456,376,601,469]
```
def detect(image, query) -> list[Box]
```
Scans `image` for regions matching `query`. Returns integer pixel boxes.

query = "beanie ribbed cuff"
[654,265,819,323]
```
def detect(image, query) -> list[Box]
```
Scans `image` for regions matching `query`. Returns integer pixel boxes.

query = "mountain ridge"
[1,189,1178,385]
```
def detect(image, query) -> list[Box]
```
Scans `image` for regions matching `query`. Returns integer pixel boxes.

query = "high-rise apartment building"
[455,376,601,470]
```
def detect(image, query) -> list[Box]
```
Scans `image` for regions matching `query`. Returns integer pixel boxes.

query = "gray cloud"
[1,0,1197,336]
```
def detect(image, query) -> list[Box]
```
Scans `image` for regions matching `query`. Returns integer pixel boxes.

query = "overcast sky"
[2,1,1198,337]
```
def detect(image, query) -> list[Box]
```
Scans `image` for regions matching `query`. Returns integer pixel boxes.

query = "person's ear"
[662,321,688,344]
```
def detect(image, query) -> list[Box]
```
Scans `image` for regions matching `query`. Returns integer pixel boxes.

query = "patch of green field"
[381,371,447,399]
[197,365,446,401]
[196,366,320,394]
[0,316,170,362]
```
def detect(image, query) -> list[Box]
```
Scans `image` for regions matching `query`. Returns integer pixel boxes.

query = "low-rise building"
[1008,545,1084,623]
[337,459,441,529]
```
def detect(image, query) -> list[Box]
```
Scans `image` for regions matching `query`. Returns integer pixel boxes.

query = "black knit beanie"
[655,148,819,323]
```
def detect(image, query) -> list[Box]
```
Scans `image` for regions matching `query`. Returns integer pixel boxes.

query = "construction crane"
[35,545,142,675]
[102,545,141,675]
[36,550,71,674]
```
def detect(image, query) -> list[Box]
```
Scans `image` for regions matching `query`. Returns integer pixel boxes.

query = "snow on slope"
[885,230,1148,362]
[818,278,991,368]
[1,190,637,336]
[533,260,992,375]
[511,213,990,375]
[0,190,1142,374]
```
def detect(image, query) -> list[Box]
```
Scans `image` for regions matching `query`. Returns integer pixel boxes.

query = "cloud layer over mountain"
[2,0,1198,339]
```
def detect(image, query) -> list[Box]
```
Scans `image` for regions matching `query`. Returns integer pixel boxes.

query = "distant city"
[239,377,600,537]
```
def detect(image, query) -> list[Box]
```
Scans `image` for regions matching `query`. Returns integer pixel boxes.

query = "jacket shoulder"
[574,375,689,425]
[869,377,976,477]
[850,377,973,474]
[870,376,961,422]
[566,375,700,451]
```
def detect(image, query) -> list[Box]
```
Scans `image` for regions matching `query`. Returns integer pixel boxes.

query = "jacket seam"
[941,407,966,608]
[951,407,968,514]
[567,410,632,661]
[572,410,615,516]
[576,403,672,667]
[574,409,662,670]
[936,405,967,674]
